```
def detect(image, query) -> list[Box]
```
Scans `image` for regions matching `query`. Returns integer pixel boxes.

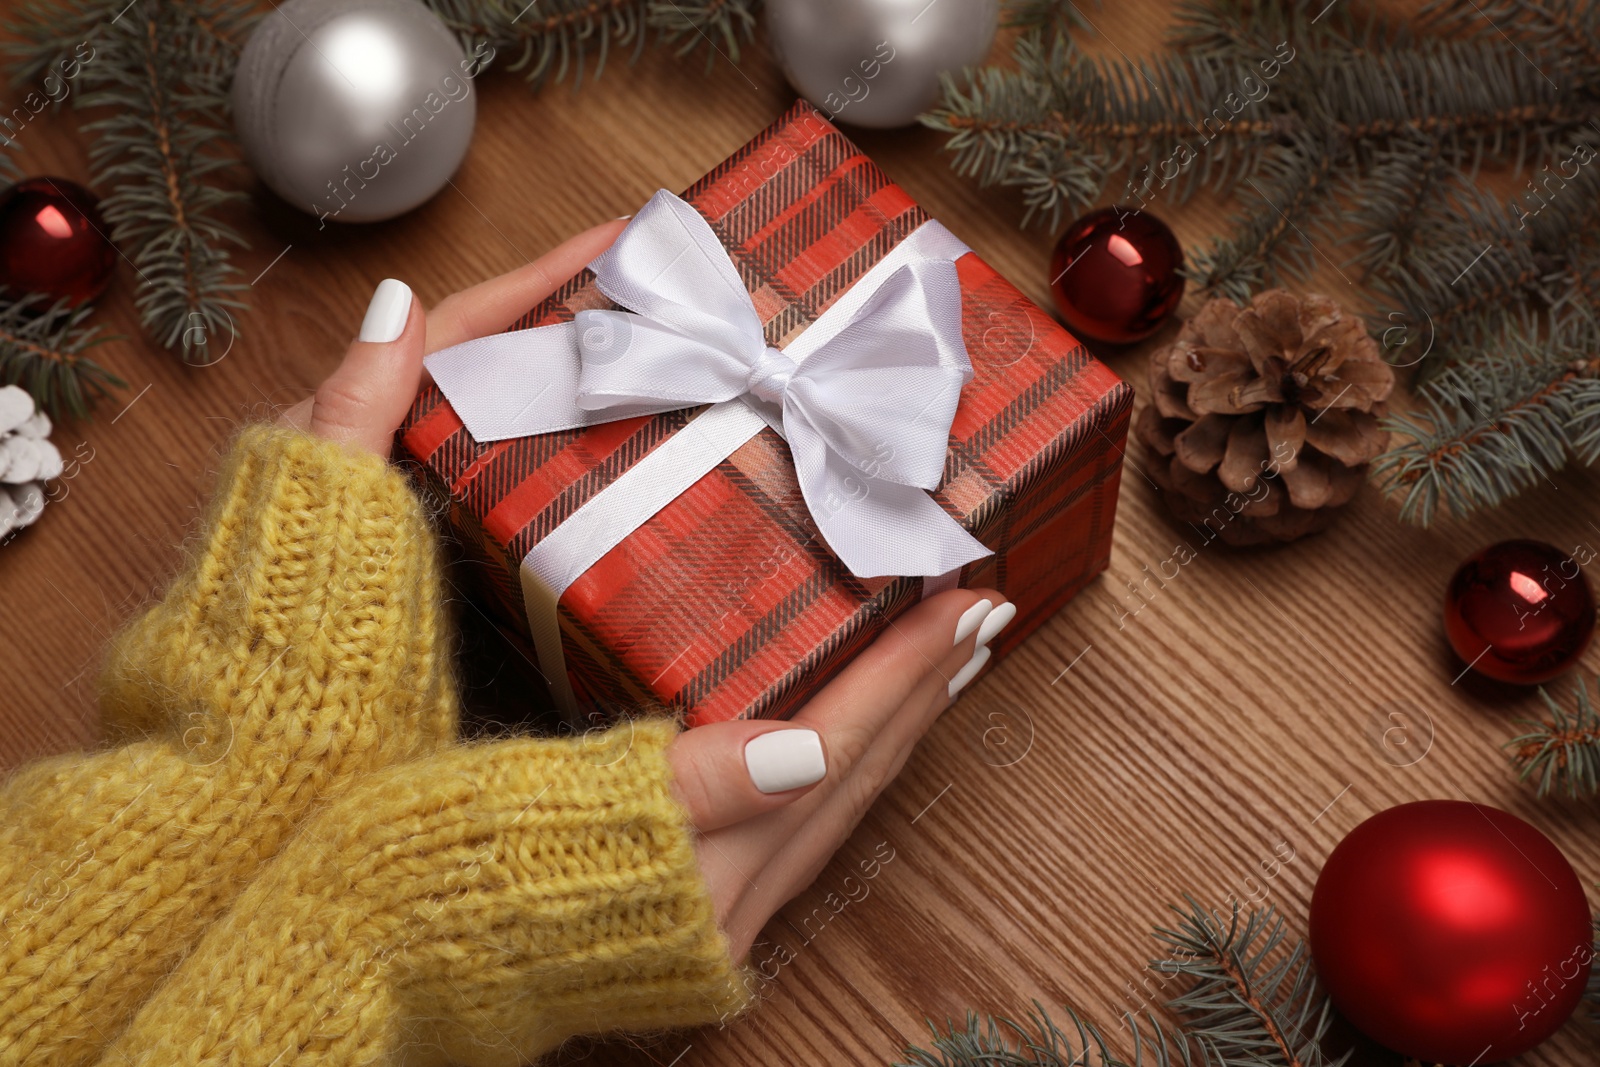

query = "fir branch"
[425,0,647,87]
[1343,134,1455,281]
[1524,138,1600,290]
[1011,134,1111,228]
[926,34,1108,191]
[894,1003,1205,1067]
[1371,330,1600,525]
[1184,134,1339,303]
[0,294,124,420]
[648,0,760,66]
[1591,918,1600,1021]
[7,0,256,365]
[891,901,1345,1067]
[423,0,758,87]
[1168,0,1407,61]
[1422,0,1600,85]
[1163,8,1578,162]
[1366,178,1547,372]
[1292,37,1575,164]
[924,31,1281,229]
[1507,675,1600,799]
[1004,0,1094,41]
[926,10,1599,251]
[928,27,1593,197]
[1360,134,1600,398]
[3,0,112,88]
[1153,898,1350,1067]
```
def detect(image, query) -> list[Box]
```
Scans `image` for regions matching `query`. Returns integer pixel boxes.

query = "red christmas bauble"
[0,177,115,307]
[1310,800,1593,1064]
[1444,539,1595,684]
[1048,206,1184,343]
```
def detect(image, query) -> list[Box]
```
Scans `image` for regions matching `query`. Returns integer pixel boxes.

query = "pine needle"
[1590,917,1600,1021]
[892,901,1345,1067]
[1373,330,1600,525]
[2,0,108,89]
[894,1003,1205,1067]
[0,122,19,183]
[1153,898,1351,1067]
[1184,133,1339,303]
[423,0,760,87]
[648,0,760,67]
[1422,0,1600,83]
[1004,0,1095,41]
[1507,675,1600,799]
[0,294,124,421]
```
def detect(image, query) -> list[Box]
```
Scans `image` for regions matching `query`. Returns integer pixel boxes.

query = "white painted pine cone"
[0,385,65,536]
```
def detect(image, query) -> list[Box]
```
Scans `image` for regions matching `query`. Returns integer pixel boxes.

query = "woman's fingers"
[424,218,629,354]
[702,590,1012,958]
[279,279,424,458]
[787,588,1001,788]
[667,720,830,833]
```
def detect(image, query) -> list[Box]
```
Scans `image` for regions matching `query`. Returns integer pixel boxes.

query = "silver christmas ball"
[232,0,480,223]
[766,0,999,129]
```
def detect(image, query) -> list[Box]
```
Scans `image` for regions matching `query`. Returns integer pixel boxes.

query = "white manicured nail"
[744,728,826,794]
[953,598,992,646]
[948,645,992,699]
[975,601,1017,648]
[358,278,412,343]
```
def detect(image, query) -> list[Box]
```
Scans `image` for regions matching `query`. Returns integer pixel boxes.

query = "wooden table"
[3,5,1597,1065]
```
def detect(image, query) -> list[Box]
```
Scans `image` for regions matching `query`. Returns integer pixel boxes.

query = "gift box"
[397,101,1133,728]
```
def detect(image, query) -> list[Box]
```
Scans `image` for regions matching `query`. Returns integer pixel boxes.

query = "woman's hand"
[666,588,1013,961]
[278,217,631,455]
[280,220,1012,968]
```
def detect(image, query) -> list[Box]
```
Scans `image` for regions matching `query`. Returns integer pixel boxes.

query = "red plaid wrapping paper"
[397,101,1133,728]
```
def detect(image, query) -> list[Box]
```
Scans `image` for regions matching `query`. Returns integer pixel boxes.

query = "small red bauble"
[0,177,115,307]
[1444,539,1595,684]
[1048,206,1184,344]
[1310,800,1593,1064]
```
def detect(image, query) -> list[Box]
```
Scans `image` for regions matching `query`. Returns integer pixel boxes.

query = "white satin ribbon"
[424,188,992,714]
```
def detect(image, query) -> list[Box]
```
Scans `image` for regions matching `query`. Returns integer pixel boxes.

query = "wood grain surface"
[2,4,1598,1065]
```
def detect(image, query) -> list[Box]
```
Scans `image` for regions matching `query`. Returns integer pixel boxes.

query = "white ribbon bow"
[424,188,991,579]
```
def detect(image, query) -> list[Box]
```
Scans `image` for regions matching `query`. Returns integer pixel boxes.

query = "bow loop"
[570,308,750,411]
[783,259,972,491]
[588,190,767,359]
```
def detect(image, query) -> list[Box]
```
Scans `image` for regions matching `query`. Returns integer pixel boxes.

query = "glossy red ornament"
[1444,539,1595,684]
[0,177,115,307]
[1311,800,1593,1065]
[1048,206,1184,343]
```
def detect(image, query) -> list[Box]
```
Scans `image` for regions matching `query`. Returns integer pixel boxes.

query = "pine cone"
[0,384,62,538]
[1136,289,1394,546]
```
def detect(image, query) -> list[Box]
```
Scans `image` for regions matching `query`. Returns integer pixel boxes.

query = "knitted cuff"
[92,718,754,1067]
[390,718,755,1058]
[96,422,459,770]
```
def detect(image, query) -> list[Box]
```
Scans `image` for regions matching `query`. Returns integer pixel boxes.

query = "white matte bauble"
[232,0,480,223]
[766,0,999,129]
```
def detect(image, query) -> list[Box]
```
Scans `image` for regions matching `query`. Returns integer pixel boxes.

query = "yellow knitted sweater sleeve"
[90,719,754,1067]
[1,424,461,1067]
[1,423,751,1067]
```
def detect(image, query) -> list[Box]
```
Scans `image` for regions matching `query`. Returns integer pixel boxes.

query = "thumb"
[667,720,830,833]
[286,279,424,458]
